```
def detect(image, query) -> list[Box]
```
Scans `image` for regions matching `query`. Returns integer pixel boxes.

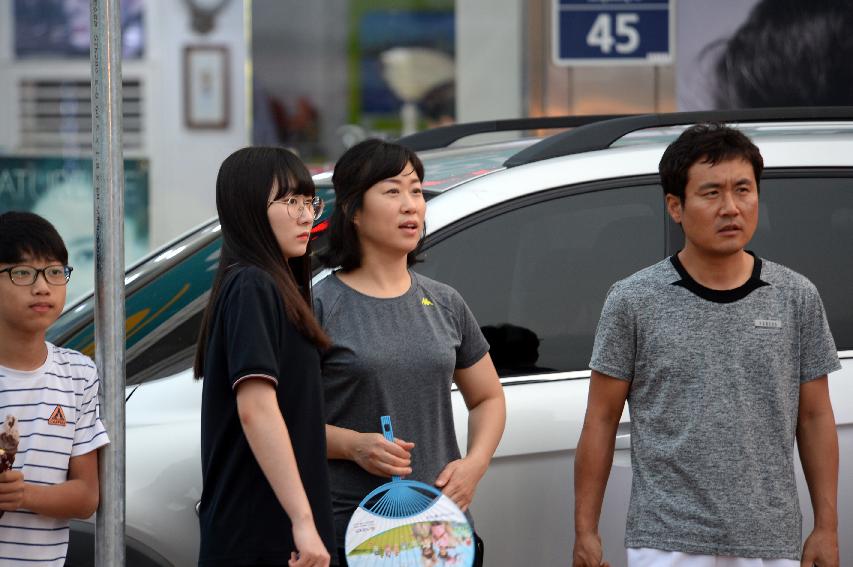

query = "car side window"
[750,175,853,350]
[416,184,665,376]
[124,230,333,386]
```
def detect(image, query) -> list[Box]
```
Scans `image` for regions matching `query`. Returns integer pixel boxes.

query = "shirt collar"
[669,251,769,304]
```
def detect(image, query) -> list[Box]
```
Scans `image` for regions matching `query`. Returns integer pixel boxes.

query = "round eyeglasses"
[268,196,325,221]
[0,265,73,286]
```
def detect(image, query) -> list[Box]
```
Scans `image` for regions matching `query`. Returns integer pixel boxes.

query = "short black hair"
[0,211,69,265]
[659,123,763,201]
[321,139,425,271]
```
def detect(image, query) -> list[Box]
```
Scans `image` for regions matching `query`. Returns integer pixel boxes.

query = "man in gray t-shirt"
[573,124,842,567]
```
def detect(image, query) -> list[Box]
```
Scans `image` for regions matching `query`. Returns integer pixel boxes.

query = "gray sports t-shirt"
[314,270,490,547]
[590,255,841,560]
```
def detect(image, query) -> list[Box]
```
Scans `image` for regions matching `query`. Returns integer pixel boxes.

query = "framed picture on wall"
[184,45,230,129]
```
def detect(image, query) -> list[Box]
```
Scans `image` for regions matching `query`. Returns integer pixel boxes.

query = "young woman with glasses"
[194,147,335,567]
[314,139,506,567]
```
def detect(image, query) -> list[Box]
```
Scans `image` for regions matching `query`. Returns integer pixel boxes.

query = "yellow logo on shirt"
[421,297,434,307]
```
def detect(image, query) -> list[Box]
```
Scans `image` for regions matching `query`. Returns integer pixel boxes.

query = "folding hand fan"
[344,416,476,567]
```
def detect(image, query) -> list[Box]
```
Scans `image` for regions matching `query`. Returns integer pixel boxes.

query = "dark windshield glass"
[416,184,665,375]
[749,176,853,349]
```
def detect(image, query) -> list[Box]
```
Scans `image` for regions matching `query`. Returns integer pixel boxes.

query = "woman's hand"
[350,433,415,478]
[434,456,488,512]
[289,518,331,567]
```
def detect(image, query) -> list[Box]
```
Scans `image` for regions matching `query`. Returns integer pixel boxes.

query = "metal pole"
[90,1,126,565]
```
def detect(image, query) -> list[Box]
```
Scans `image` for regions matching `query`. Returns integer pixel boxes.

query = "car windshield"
[419,139,538,193]
[47,139,537,384]
[312,138,539,197]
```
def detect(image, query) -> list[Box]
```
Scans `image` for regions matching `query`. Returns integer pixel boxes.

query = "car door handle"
[615,421,631,450]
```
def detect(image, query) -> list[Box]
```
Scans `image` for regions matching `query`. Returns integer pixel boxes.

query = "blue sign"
[554,0,672,65]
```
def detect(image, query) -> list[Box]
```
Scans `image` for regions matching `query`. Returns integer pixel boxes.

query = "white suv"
[55,109,853,566]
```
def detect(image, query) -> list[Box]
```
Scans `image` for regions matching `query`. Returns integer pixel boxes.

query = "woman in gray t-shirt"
[316,139,506,567]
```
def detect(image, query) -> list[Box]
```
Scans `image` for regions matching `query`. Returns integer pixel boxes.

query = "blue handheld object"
[345,416,475,566]
[380,415,400,481]
[357,416,440,518]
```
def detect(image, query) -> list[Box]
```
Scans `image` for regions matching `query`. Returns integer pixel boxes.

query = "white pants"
[627,547,799,567]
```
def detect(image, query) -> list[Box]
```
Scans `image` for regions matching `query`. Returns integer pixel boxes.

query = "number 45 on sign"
[587,13,639,54]
[553,0,673,66]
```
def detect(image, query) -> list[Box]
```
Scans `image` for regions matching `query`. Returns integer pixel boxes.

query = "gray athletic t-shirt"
[589,255,841,560]
[314,270,490,547]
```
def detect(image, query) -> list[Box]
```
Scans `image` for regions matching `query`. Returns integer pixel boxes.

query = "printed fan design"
[345,416,475,566]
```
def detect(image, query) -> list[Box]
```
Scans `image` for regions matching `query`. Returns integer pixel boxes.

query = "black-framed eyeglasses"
[0,265,73,286]
[267,195,325,221]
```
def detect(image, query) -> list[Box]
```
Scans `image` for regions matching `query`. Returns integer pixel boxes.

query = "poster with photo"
[676,0,853,110]
[14,0,145,59]
[349,0,455,131]
[0,157,150,303]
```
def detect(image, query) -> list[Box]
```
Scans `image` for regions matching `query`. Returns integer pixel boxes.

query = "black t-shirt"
[199,265,336,566]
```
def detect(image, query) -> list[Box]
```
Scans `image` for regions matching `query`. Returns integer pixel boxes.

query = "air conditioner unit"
[18,78,143,153]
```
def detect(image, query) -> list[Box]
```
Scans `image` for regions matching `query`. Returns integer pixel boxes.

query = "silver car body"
[66,124,853,566]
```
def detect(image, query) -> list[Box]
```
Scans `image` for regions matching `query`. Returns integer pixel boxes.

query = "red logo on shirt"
[48,406,67,427]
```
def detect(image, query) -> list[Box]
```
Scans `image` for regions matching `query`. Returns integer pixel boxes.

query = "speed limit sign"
[553,0,673,65]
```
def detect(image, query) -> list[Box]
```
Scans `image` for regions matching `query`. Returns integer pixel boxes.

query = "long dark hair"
[194,147,330,379]
[320,139,425,271]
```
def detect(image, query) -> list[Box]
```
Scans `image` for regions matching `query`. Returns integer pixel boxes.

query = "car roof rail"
[504,106,853,168]
[397,114,628,151]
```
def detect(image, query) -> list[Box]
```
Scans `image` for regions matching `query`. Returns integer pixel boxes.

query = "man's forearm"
[798,411,839,530]
[574,420,618,535]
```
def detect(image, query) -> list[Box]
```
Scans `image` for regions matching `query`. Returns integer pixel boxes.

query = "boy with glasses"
[0,211,109,566]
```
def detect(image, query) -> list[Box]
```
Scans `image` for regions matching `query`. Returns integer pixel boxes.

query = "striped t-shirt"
[0,342,110,566]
